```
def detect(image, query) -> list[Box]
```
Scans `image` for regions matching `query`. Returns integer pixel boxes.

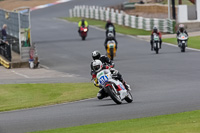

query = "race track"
[0,0,200,133]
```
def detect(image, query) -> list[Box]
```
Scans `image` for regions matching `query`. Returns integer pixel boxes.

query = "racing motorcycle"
[106,40,117,60]
[177,33,188,52]
[96,69,133,104]
[79,26,88,40]
[153,33,160,54]
[106,26,115,38]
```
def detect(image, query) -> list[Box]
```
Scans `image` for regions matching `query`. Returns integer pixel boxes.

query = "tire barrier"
[69,5,175,33]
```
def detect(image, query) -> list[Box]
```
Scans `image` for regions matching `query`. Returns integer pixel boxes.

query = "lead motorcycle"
[96,69,133,104]
[177,33,188,52]
[153,33,160,54]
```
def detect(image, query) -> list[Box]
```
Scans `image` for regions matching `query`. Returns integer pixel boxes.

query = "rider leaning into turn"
[91,59,131,99]
[150,26,162,51]
[177,24,188,47]
[78,18,88,33]
[90,50,114,75]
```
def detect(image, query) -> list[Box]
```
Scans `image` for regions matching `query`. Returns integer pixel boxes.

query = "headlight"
[84,29,87,32]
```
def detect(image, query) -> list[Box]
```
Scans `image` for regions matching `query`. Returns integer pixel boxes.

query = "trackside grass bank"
[30,110,200,133]
[31,110,200,133]
[0,83,96,112]
[64,17,151,35]
[163,36,200,50]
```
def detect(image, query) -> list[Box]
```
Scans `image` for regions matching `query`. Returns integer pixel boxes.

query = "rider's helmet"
[153,26,158,33]
[179,24,185,32]
[107,20,111,23]
[107,32,114,39]
[92,60,103,72]
[92,50,101,60]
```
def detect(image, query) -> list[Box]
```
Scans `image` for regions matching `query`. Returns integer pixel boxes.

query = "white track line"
[12,71,30,78]
[0,97,96,114]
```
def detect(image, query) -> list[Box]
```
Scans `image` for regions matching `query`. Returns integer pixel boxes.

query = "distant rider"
[78,18,88,33]
[105,20,116,38]
[177,24,188,47]
[104,33,118,50]
[150,26,162,51]
[91,59,131,99]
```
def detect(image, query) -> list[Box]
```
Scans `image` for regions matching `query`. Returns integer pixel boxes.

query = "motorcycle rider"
[91,59,131,99]
[91,50,114,76]
[78,18,88,34]
[104,32,118,50]
[150,26,162,51]
[177,24,188,47]
[105,20,116,38]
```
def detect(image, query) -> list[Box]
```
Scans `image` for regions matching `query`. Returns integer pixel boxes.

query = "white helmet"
[92,60,103,72]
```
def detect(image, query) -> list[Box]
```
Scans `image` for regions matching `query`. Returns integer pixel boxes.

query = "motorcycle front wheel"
[124,92,133,103]
[105,86,122,104]
[181,44,185,52]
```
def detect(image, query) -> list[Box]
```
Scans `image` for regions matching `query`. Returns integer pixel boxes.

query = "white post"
[197,0,200,21]
[18,12,22,60]
[168,0,171,19]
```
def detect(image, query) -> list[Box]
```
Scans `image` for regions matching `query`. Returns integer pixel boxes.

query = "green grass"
[163,36,200,49]
[64,17,151,35]
[0,83,96,112]
[162,0,193,5]
[31,110,200,133]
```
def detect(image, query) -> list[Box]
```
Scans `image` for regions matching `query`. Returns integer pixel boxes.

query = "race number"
[99,75,108,85]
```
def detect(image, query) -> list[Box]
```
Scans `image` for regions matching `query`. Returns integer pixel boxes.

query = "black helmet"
[92,51,101,60]
[179,24,185,32]
[153,26,158,33]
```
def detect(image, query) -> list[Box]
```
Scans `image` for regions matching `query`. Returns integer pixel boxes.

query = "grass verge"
[30,110,200,133]
[64,17,151,35]
[0,83,96,112]
[163,36,200,50]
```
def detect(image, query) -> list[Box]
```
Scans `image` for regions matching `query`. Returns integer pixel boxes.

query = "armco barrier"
[69,5,175,33]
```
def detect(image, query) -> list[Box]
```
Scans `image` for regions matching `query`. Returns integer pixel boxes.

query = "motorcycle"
[177,33,188,52]
[107,26,115,37]
[96,69,133,104]
[153,33,160,54]
[79,26,88,40]
[106,40,117,60]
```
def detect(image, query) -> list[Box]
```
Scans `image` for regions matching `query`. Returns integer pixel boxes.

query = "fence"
[0,8,31,63]
[69,5,175,33]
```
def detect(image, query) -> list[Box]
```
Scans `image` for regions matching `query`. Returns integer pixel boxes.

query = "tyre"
[156,43,159,54]
[82,36,85,40]
[156,49,159,54]
[105,86,122,104]
[124,92,133,103]
[110,48,114,60]
[181,44,185,52]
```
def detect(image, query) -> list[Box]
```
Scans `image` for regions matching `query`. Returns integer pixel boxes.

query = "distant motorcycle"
[177,33,188,52]
[106,26,115,37]
[96,69,133,104]
[79,26,88,40]
[153,33,160,54]
[106,40,117,60]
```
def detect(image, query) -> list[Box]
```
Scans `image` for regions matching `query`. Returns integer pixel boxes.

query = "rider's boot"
[122,81,131,92]
[97,88,107,100]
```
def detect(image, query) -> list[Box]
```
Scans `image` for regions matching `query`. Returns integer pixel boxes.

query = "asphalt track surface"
[1,0,200,133]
